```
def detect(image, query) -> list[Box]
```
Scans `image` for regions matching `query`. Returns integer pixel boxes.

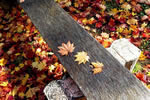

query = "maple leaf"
[26,87,40,98]
[108,8,118,15]
[141,22,147,28]
[0,58,7,66]
[0,81,8,86]
[74,51,89,64]
[58,41,75,56]
[139,51,147,61]
[127,18,138,25]
[121,2,131,10]
[32,61,46,71]
[91,62,104,74]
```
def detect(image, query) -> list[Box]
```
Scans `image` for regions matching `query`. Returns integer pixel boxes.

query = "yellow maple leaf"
[26,87,40,98]
[141,22,147,28]
[18,92,25,98]
[108,8,118,15]
[0,81,8,86]
[58,41,75,56]
[132,12,137,16]
[0,58,7,66]
[91,62,104,74]
[117,27,124,33]
[49,65,56,72]
[15,67,20,71]
[139,51,147,61]
[19,63,24,68]
[10,86,19,96]
[37,62,46,70]
[82,18,88,25]
[32,62,39,68]
[21,74,29,85]
[127,18,138,25]
[32,61,46,71]
[75,51,90,64]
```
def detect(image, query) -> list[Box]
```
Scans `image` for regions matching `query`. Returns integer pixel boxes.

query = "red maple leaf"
[95,22,102,28]
[108,18,115,27]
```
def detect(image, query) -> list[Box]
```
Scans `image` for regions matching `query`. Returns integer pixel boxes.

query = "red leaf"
[108,18,115,27]
[136,72,146,83]
[95,22,102,28]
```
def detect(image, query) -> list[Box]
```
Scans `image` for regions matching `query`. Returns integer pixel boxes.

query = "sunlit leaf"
[75,51,89,64]
[58,41,75,56]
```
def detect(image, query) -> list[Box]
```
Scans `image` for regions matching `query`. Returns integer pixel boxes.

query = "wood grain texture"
[20,0,150,100]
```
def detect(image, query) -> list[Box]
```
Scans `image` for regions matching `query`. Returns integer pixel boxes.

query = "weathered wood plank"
[20,0,150,99]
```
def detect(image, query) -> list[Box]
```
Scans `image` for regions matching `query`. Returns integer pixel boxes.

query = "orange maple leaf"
[91,62,104,74]
[58,41,75,56]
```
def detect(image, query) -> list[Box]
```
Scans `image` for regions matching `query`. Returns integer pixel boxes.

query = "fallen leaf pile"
[0,6,64,100]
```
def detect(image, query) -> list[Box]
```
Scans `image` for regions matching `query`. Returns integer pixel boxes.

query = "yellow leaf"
[132,12,137,16]
[15,67,20,71]
[12,36,18,42]
[35,57,40,61]
[49,65,56,72]
[117,27,124,33]
[0,58,7,66]
[108,8,118,15]
[82,18,88,25]
[18,92,25,98]
[19,63,24,68]
[127,18,138,25]
[91,62,104,68]
[91,62,104,74]
[141,22,147,28]
[0,33,2,38]
[21,74,29,85]
[58,41,75,56]
[75,51,90,64]
[37,62,46,71]
[139,51,147,61]
[32,62,39,68]
[0,81,8,86]
[15,53,21,56]
[10,86,20,96]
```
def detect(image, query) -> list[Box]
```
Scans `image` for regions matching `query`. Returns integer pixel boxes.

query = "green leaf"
[132,63,142,73]
[147,72,150,76]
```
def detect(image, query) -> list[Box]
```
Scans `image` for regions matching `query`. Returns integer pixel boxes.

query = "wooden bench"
[19,0,150,99]
[44,38,142,100]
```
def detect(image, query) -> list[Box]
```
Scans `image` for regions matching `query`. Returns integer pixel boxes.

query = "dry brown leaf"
[58,41,75,56]
[91,62,104,74]
[26,87,40,98]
